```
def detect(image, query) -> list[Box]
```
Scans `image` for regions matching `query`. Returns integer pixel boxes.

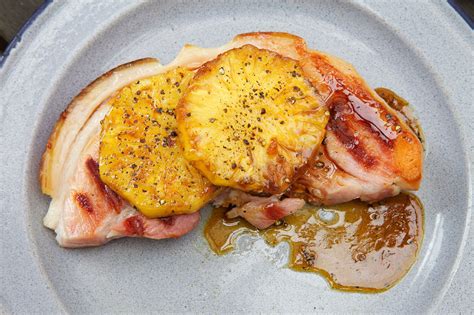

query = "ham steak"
[40,32,423,245]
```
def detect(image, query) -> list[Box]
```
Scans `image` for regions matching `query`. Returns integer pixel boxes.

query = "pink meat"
[214,190,305,229]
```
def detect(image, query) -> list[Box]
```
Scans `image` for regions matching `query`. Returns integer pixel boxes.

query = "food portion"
[213,189,305,229]
[177,45,327,194]
[40,58,164,199]
[290,50,423,205]
[56,132,200,247]
[100,67,217,218]
[40,32,424,291]
[288,84,424,205]
[205,193,423,292]
[40,59,202,247]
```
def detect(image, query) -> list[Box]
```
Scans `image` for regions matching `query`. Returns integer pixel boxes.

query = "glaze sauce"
[375,87,425,145]
[204,193,423,293]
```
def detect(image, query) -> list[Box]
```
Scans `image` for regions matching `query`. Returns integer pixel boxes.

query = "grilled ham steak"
[289,49,423,204]
[40,32,423,245]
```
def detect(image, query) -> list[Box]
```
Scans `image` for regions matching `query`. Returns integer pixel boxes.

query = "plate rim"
[1,1,472,313]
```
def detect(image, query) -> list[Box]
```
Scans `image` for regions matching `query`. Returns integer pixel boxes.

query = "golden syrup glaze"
[307,50,424,188]
[204,193,423,293]
[375,87,425,146]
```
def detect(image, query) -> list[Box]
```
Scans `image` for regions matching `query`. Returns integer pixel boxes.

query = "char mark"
[123,216,145,236]
[85,157,122,213]
[264,202,286,220]
[327,94,376,168]
[74,192,94,213]
[159,216,175,226]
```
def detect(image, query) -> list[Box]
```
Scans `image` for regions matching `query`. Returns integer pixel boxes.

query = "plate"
[1,1,472,313]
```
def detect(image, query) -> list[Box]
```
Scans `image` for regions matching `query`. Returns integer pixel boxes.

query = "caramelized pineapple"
[177,45,328,194]
[99,67,218,218]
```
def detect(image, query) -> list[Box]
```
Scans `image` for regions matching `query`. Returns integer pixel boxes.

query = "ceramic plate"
[1,1,472,313]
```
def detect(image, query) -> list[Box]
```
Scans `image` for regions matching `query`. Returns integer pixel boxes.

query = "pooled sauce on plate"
[204,193,423,293]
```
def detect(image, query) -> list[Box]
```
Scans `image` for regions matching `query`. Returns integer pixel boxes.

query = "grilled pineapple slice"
[99,67,218,218]
[177,45,328,194]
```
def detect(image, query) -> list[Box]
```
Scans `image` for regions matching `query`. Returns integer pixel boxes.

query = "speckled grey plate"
[1,1,472,313]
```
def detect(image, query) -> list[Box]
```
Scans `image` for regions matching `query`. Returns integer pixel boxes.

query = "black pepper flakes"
[290,70,300,78]
[315,161,325,168]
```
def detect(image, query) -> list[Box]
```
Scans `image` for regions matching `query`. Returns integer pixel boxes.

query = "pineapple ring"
[99,67,218,218]
[177,45,328,194]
